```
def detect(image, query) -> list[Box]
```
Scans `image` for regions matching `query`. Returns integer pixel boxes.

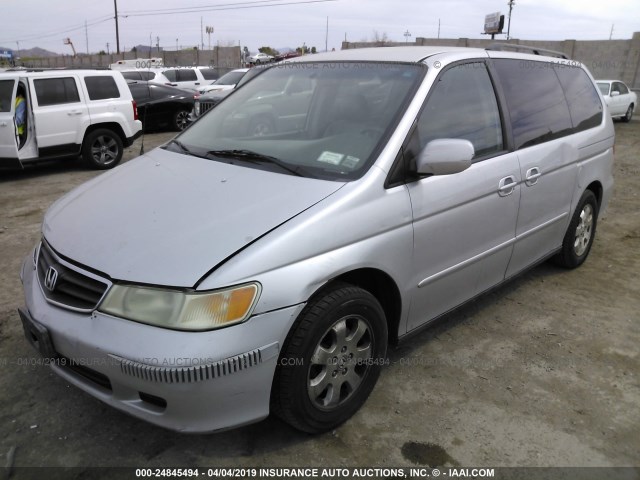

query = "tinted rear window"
[34,77,80,106]
[554,66,602,133]
[177,69,198,82]
[492,59,572,149]
[199,68,219,80]
[85,76,121,100]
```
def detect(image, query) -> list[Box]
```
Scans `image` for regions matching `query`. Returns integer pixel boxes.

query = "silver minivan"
[19,46,614,433]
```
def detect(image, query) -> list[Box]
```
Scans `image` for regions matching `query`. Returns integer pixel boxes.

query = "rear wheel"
[622,104,634,123]
[271,283,388,433]
[82,129,123,170]
[554,190,598,268]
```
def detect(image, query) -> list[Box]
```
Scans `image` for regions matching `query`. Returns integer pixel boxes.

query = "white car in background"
[120,67,218,92]
[198,68,249,94]
[247,52,273,64]
[597,80,636,122]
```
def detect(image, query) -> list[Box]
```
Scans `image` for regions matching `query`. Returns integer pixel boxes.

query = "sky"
[1,0,639,55]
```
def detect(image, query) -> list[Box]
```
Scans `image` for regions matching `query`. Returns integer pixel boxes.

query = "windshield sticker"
[317,151,344,165]
[341,156,360,169]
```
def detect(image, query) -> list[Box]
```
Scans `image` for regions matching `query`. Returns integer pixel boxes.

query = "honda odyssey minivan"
[19,46,614,433]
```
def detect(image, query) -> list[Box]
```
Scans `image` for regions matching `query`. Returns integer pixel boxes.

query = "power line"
[120,0,337,18]
[0,15,112,45]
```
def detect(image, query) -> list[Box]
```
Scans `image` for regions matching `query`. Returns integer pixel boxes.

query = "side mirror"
[416,139,474,176]
[611,91,620,97]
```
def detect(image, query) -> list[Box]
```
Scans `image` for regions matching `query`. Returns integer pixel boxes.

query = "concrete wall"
[18,46,242,72]
[342,32,640,89]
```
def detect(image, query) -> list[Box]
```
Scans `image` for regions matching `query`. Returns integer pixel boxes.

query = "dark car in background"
[192,67,264,120]
[127,81,195,131]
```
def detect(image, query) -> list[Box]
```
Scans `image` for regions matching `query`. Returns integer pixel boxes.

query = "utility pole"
[609,24,614,40]
[106,42,110,55]
[85,20,89,54]
[114,0,120,54]
[438,19,441,39]
[404,30,411,44]
[325,17,328,52]
[201,17,204,50]
[506,0,515,40]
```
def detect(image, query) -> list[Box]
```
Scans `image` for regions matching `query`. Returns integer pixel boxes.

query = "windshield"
[597,82,610,95]
[215,70,247,86]
[173,62,424,180]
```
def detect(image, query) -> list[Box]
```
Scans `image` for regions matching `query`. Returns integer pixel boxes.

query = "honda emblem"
[44,266,59,292]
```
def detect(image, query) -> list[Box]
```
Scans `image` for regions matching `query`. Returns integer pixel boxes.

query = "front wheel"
[553,190,598,268]
[173,109,191,131]
[82,129,123,170]
[622,104,634,123]
[271,283,388,433]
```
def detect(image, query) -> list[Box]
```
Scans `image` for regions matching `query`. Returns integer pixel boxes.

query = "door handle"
[0,121,7,127]
[67,110,82,116]
[498,176,517,197]
[525,167,541,186]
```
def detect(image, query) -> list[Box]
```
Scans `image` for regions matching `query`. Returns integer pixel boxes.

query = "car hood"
[43,148,344,287]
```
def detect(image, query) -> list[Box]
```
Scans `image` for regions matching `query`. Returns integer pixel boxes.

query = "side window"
[554,66,603,133]
[177,69,198,82]
[0,80,14,112]
[492,59,572,149]
[84,76,121,100]
[129,84,151,101]
[163,70,177,82]
[121,71,142,80]
[140,72,156,81]
[414,62,503,158]
[33,77,80,106]
[616,82,629,95]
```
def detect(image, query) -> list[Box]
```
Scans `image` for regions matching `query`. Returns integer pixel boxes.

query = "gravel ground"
[0,121,638,475]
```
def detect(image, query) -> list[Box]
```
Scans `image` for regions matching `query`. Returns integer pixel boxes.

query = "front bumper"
[20,254,304,433]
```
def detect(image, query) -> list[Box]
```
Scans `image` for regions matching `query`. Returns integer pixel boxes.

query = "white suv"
[0,69,142,169]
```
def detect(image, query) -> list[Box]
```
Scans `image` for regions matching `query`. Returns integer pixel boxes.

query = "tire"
[82,129,123,170]
[248,115,276,136]
[271,283,388,433]
[173,109,191,131]
[622,104,634,123]
[553,190,598,268]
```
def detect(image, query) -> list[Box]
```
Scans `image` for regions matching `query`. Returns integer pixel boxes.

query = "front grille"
[37,241,109,311]
[199,100,219,115]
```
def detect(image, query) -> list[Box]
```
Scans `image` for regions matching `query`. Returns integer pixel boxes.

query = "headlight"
[99,283,260,331]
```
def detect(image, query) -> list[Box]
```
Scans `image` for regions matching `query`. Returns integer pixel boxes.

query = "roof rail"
[486,43,569,59]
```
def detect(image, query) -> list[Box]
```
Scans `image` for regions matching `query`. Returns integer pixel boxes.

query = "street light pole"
[507,0,515,40]
[114,0,120,54]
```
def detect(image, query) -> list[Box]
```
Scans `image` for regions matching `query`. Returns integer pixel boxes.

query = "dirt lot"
[0,121,638,474]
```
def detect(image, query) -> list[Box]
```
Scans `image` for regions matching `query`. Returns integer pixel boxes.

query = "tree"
[311,46,317,54]
[372,30,389,46]
[258,46,279,57]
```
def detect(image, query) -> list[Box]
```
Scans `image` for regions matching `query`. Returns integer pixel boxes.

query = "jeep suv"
[0,70,142,170]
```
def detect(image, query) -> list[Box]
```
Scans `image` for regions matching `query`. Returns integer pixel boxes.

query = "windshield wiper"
[165,139,197,157]
[207,149,304,176]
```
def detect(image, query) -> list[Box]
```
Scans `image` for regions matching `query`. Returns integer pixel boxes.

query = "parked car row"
[120,66,219,91]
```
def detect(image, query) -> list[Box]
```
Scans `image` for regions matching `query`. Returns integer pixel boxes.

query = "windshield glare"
[176,62,424,180]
